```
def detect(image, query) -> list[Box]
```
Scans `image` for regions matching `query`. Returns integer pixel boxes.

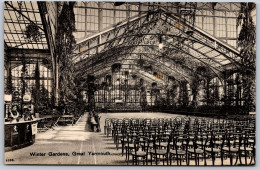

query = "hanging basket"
[132,74,137,80]
[24,23,42,42]
[87,75,95,83]
[111,63,121,73]
[144,65,152,72]
[137,59,145,67]
[152,82,157,87]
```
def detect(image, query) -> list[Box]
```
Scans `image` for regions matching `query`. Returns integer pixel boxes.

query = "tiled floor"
[4,112,255,166]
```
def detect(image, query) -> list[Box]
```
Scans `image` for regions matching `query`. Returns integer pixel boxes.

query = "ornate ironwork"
[72,7,242,84]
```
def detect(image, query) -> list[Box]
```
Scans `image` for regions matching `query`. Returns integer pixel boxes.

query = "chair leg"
[197,154,200,166]
[230,153,233,165]
[126,151,128,165]
[212,153,215,166]
[235,153,240,165]
[250,151,255,165]
[127,149,129,165]
[151,153,153,165]
[195,154,198,166]
[163,155,165,165]
[187,153,190,166]
[122,143,124,156]
[125,148,128,160]
[221,151,224,166]
[245,151,248,165]
[175,155,178,165]
[204,153,207,166]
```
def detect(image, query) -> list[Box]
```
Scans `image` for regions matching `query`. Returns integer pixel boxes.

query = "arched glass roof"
[72,7,243,83]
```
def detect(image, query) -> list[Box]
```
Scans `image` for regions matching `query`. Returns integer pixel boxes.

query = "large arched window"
[115,4,127,23]
[130,5,139,17]
[103,3,114,29]
[203,10,214,35]
[195,10,203,29]
[226,11,238,47]
[86,2,99,34]
[215,11,226,38]
[74,1,86,39]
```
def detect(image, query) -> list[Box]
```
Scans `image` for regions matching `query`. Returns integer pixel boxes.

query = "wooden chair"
[131,137,149,165]
[169,134,188,166]
[149,134,169,165]
[221,132,239,166]
[187,134,205,166]
[205,131,221,165]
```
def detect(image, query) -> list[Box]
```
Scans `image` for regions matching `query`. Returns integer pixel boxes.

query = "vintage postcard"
[4,1,256,165]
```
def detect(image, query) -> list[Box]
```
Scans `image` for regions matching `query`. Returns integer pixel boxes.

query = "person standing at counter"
[23,106,34,121]
[8,105,20,120]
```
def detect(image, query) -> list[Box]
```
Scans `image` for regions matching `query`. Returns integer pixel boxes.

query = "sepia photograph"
[3,1,256,166]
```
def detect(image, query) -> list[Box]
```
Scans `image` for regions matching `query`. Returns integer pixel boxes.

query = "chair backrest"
[220,131,230,151]
[141,137,150,155]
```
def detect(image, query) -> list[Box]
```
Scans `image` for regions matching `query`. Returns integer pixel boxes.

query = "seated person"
[93,111,99,119]
[8,105,20,120]
[93,111,101,132]
[89,109,94,117]
[23,106,34,121]
[93,111,101,124]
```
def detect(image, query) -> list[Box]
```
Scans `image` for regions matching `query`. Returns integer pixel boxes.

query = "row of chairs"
[104,116,255,165]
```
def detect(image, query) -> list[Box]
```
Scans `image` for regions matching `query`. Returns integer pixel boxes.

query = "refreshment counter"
[5,119,40,152]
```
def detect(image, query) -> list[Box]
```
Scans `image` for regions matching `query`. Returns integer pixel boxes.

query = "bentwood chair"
[125,132,138,164]
[237,132,254,165]
[169,134,188,166]
[149,134,169,165]
[131,137,149,165]
[187,134,205,166]
[205,131,221,165]
[221,132,239,166]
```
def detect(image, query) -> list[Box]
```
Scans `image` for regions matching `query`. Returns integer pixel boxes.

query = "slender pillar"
[98,2,103,32]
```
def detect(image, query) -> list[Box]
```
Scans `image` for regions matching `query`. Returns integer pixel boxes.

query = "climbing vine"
[55,2,77,104]
[237,2,256,112]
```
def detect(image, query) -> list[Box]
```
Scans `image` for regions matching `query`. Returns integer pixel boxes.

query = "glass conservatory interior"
[4,1,256,166]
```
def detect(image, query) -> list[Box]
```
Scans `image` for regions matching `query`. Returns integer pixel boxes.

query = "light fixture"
[4,94,12,102]
[158,43,164,49]
[158,35,164,50]
[23,93,31,102]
